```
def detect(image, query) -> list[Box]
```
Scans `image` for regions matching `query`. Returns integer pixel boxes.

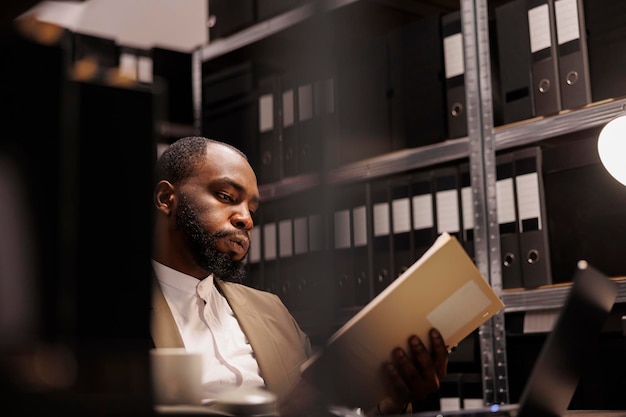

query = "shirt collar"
[151,260,214,294]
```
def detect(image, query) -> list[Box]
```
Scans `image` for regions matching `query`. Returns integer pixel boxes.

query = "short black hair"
[154,136,247,186]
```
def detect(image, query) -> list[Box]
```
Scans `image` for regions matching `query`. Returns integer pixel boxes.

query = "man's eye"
[217,192,234,202]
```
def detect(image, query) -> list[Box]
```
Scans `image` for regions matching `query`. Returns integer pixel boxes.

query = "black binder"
[527,0,562,116]
[332,187,354,307]
[433,165,462,241]
[296,78,321,174]
[495,0,535,124]
[442,10,468,139]
[496,152,523,289]
[257,75,282,184]
[277,199,298,310]
[285,190,327,311]
[280,72,299,178]
[388,14,447,150]
[245,221,263,290]
[390,175,414,280]
[351,183,371,307]
[370,178,393,296]
[261,201,280,296]
[554,0,592,110]
[314,75,338,169]
[513,147,552,288]
[410,170,437,261]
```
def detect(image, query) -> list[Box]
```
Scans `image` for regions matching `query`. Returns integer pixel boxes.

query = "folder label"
[334,209,351,249]
[294,216,308,255]
[308,214,323,251]
[528,5,552,53]
[461,186,475,230]
[412,194,434,230]
[353,206,368,247]
[436,189,460,233]
[263,222,277,261]
[392,197,411,234]
[259,93,274,132]
[249,225,261,263]
[555,0,580,45]
[282,89,295,127]
[496,178,516,224]
[444,33,464,79]
[373,202,391,237]
[516,172,542,229]
[298,84,313,121]
[279,219,293,258]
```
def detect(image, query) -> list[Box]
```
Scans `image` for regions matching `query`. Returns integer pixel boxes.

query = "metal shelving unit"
[193,0,625,407]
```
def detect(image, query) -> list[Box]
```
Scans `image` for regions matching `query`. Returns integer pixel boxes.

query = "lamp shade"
[597,115,626,187]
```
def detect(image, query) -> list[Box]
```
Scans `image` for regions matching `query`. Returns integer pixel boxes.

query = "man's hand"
[373,328,449,415]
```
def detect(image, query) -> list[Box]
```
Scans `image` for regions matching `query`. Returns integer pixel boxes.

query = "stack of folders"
[495,0,592,125]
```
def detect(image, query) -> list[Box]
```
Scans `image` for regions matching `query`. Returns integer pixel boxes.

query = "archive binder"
[527,0,562,116]
[352,184,371,306]
[554,0,592,110]
[370,178,393,296]
[495,0,535,124]
[296,79,320,174]
[314,75,338,169]
[281,72,299,178]
[433,165,461,242]
[246,223,263,290]
[410,170,437,261]
[496,152,523,289]
[442,10,468,139]
[514,147,552,288]
[277,200,297,309]
[261,201,280,296]
[257,75,282,184]
[331,185,358,308]
[390,175,414,280]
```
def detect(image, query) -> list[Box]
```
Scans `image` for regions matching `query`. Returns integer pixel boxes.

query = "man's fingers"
[428,328,449,380]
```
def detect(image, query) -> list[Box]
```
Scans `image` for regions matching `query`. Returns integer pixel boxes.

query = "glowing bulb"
[597,115,626,187]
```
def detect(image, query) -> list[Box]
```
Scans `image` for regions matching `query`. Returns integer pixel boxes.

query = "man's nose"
[231,205,253,230]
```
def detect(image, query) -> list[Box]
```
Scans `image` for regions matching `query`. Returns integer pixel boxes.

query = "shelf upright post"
[460,0,510,406]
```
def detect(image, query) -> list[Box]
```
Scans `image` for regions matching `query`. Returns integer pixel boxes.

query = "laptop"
[413,260,619,417]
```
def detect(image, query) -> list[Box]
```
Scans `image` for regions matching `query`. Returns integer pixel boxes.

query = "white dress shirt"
[152,260,266,402]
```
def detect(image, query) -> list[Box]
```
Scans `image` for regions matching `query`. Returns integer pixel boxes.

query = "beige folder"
[300,232,505,410]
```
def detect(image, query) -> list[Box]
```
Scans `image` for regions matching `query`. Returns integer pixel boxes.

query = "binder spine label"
[555,0,580,45]
[528,5,552,53]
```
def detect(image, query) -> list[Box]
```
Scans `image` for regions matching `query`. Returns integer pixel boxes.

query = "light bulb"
[597,115,626,187]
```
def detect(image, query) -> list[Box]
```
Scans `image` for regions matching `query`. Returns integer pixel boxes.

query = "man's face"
[172,143,260,282]
[175,193,247,282]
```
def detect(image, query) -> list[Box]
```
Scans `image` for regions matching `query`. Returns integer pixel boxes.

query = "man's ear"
[154,180,175,215]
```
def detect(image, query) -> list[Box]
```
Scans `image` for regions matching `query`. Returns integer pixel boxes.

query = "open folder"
[300,232,505,410]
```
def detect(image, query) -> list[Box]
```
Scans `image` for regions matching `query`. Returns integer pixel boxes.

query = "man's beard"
[175,193,247,283]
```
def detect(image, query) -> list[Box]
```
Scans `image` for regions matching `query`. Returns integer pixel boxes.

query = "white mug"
[150,348,203,405]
